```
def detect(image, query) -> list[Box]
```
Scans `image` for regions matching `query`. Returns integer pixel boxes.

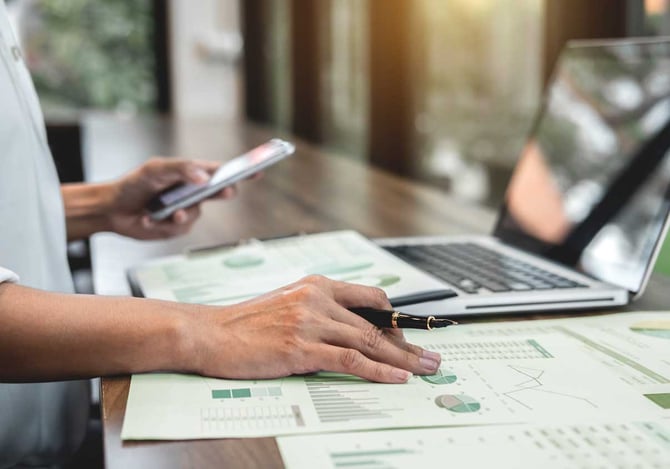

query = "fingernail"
[142,216,154,229]
[422,350,442,363]
[175,212,188,224]
[392,369,412,383]
[420,357,440,372]
[190,168,210,183]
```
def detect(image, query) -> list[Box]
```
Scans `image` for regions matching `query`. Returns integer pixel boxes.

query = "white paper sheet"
[277,420,670,469]
[121,312,670,440]
[131,230,447,306]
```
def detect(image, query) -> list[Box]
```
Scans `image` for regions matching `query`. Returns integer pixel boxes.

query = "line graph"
[502,365,598,410]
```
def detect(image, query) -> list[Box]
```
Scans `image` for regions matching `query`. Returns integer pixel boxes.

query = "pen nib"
[427,317,458,330]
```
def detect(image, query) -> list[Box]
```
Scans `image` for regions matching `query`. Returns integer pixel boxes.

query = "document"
[128,230,446,305]
[421,310,670,399]
[277,420,670,469]
[121,312,670,440]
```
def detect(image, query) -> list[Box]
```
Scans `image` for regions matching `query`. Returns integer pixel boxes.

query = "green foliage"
[24,0,156,112]
[417,0,543,171]
[655,234,670,276]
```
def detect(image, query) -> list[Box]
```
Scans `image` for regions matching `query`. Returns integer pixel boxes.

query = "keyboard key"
[457,279,481,293]
[385,243,583,294]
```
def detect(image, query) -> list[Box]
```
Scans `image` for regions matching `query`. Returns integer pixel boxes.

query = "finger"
[191,159,221,175]
[305,280,428,355]
[382,329,436,359]
[382,328,412,348]
[151,222,193,239]
[141,214,187,238]
[172,209,189,225]
[319,319,439,376]
[383,328,404,340]
[319,299,408,348]
[137,222,188,240]
[211,185,237,200]
[324,300,401,342]
[325,300,383,330]
[324,278,392,310]
[323,303,441,371]
[312,343,413,384]
[171,205,201,225]
[141,215,156,230]
[324,281,433,358]
[145,159,216,186]
[141,207,200,239]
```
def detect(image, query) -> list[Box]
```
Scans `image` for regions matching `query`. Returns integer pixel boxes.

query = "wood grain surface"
[85,114,669,469]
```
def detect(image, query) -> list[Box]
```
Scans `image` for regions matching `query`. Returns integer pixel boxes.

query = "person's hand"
[107,158,235,240]
[190,275,442,383]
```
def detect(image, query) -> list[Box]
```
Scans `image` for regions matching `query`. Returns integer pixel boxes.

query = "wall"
[169,0,242,118]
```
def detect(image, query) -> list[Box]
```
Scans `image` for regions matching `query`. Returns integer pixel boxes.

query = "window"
[414,0,544,206]
[320,0,368,157]
[645,0,670,34]
[8,0,157,113]
[643,0,670,276]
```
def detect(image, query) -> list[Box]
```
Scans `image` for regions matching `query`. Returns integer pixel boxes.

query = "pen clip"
[184,240,239,256]
[184,231,309,256]
[389,289,458,308]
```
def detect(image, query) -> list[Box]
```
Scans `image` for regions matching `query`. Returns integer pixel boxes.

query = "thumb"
[183,165,211,184]
[147,159,219,186]
[175,161,214,184]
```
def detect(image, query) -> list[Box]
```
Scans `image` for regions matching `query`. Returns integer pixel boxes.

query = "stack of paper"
[128,230,447,305]
[121,311,670,467]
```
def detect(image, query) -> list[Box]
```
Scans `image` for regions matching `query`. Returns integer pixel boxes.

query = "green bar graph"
[232,388,252,398]
[644,393,670,409]
[211,389,231,399]
[332,449,413,458]
[211,386,283,400]
[331,448,414,469]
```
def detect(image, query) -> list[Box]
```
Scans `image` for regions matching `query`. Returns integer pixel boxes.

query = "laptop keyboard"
[384,243,586,294]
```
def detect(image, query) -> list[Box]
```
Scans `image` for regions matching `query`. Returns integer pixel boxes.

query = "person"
[0,2,441,467]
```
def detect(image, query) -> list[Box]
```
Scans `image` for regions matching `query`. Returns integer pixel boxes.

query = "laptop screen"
[495,39,670,293]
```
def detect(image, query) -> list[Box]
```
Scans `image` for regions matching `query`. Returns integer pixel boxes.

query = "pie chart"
[435,394,481,413]
[223,254,265,269]
[342,273,401,288]
[421,368,457,385]
[630,320,670,340]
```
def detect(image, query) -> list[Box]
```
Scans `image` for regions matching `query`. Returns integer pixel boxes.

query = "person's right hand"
[190,275,442,383]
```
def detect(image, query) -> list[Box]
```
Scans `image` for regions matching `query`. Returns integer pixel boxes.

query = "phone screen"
[147,139,295,220]
[155,182,205,207]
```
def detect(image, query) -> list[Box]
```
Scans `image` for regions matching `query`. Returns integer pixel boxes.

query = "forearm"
[0,283,202,382]
[61,182,116,240]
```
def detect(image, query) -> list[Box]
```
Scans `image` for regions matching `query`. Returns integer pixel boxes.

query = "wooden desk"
[85,114,670,469]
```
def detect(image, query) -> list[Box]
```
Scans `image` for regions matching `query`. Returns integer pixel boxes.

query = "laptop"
[375,38,670,317]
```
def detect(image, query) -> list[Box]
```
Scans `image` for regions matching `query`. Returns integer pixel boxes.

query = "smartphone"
[146,138,295,221]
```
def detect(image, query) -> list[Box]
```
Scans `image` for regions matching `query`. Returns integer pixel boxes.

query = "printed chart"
[131,231,446,306]
[122,317,668,440]
[630,320,670,340]
[278,421,670,469]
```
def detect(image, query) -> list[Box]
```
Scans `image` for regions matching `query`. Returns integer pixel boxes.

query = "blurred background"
[5,0,670,277]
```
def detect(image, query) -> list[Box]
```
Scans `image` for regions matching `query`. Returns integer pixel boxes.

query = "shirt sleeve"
[0,266,19,284]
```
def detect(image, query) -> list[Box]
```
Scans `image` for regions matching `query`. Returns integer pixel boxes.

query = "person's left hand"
[107,158,235,240]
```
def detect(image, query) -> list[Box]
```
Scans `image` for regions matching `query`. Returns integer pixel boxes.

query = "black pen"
[185,232,307,255]
[389,289,457,307]
[349,307,458,330]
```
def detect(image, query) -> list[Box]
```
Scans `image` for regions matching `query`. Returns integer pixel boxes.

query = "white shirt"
[0,2,88,467]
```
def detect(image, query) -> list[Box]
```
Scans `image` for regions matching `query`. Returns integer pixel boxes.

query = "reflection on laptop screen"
[496,39,670,293]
